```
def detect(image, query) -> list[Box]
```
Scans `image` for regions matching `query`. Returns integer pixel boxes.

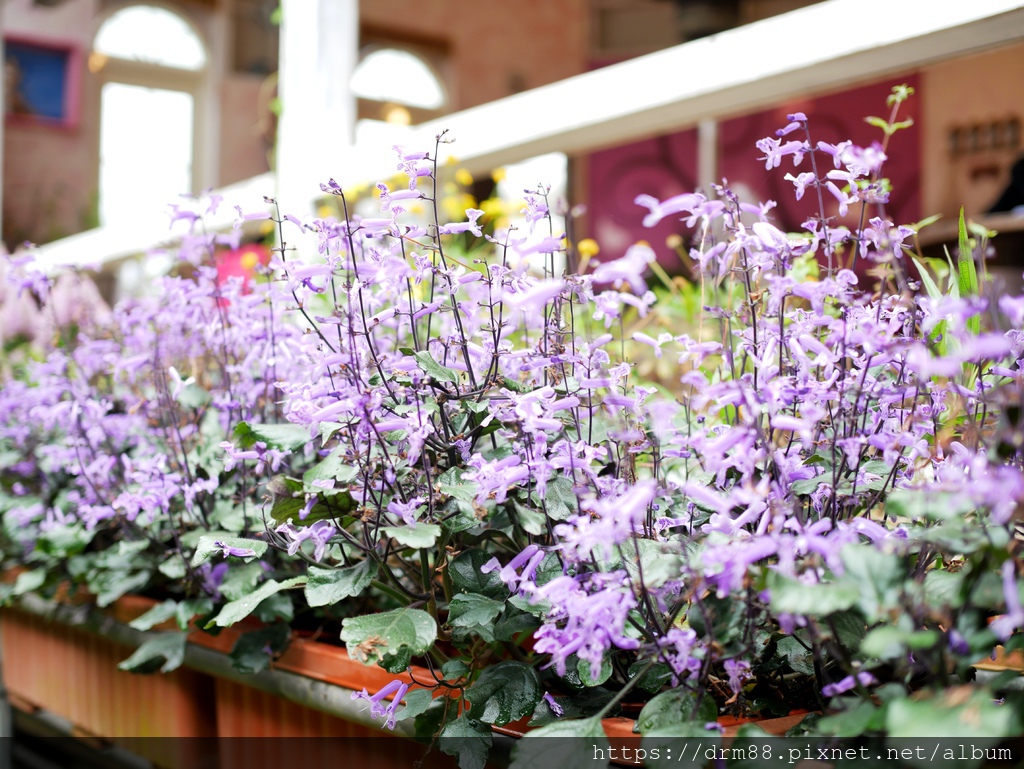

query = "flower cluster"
[2,89,1023,757]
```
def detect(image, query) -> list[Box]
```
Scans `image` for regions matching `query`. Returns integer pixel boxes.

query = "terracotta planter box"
[0,608,217,768]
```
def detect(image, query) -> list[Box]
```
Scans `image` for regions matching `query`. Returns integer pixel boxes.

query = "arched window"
[351,45,447,146]
[91,5,207,226]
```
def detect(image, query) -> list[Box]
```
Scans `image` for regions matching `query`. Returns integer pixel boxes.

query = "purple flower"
[724,659,751,696]
[387,496,424,526]
[275,521,337,562]
[822,671,877,698]
[351,679,410,730]
[991,560,1024,642]
[591,243,656,294]
[439,208,485,236]
[214,541,258,559]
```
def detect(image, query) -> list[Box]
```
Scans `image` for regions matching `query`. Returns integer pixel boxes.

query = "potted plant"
[2,86,1023,768]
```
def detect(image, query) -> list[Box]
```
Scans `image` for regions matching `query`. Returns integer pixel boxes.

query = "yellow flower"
[577,238,600,259]
[239,249,261,271]
[454,168,474,187]
[491,167,507,183]
[317,204,333,219]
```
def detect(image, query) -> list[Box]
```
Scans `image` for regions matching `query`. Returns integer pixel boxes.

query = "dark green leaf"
[442,660,470,681]
[304,561,375,608]
[439,715,492,769]
[449,549,508,599]
[229,624,291,674]
[509,717,608,769]
[118,632,187,674]
[394,688,435,722]
[448,593,504,642]
[637,688,716,735]
[466,660,541,726]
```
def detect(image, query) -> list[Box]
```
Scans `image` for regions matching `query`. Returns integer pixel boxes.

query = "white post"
[697,118,718,195]
[276,0,358,218]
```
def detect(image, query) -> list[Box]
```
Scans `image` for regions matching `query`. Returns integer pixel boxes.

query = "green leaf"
[449,549,509,599]
[439,715,492,769]
[839,545,904,622]
[128,599,178,631]
[118,632,187,674]
[95,571,152,608]
[340,608,437,669]
[448,594,504,642]
[191,535,267,567]
[414,351,459,383]
[887,690,1019,738]
[254,591,294,623]
[37,524,93,558]
[177,383,211,409]
[957,206,980,341]
[767,572,859,617]
[234,421,311,451]
[158,555,187,580]
[637,688,717,735]
[466,660,541,726]
[304,561,375,608]
[207,576,307,628]
[12,569,46,597]
[218,562,264,601]
[302,450,359,494]
[509,717,608,769]
[815,704,880,741]
[862,626,940,661]
[912,257,944,300]
[229,624,291,674]
[442,660,470,681]
[177,597,214,630]
[380,524,441,549]
[394,688,435,722]
[576,656,612,687]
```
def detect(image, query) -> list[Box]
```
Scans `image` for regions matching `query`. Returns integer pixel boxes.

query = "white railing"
[33,0,1024,271]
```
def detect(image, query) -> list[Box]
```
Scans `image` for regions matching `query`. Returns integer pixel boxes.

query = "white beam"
[31,173,274,271]
[384,0,1024,175]
[276,0,357,215]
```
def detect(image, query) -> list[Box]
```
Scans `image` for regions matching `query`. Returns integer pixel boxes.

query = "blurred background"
[3,0,1024,298]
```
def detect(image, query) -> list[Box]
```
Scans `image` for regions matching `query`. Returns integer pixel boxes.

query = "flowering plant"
[2,87,1024,765]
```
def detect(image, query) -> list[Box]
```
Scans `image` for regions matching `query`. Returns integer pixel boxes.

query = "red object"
[216,243,269,290]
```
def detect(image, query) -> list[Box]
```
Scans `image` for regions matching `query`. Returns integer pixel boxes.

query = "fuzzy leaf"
[340,608,437,669]
[466,660,541,726]
[304,561,375,607]
[207,576,307,628]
